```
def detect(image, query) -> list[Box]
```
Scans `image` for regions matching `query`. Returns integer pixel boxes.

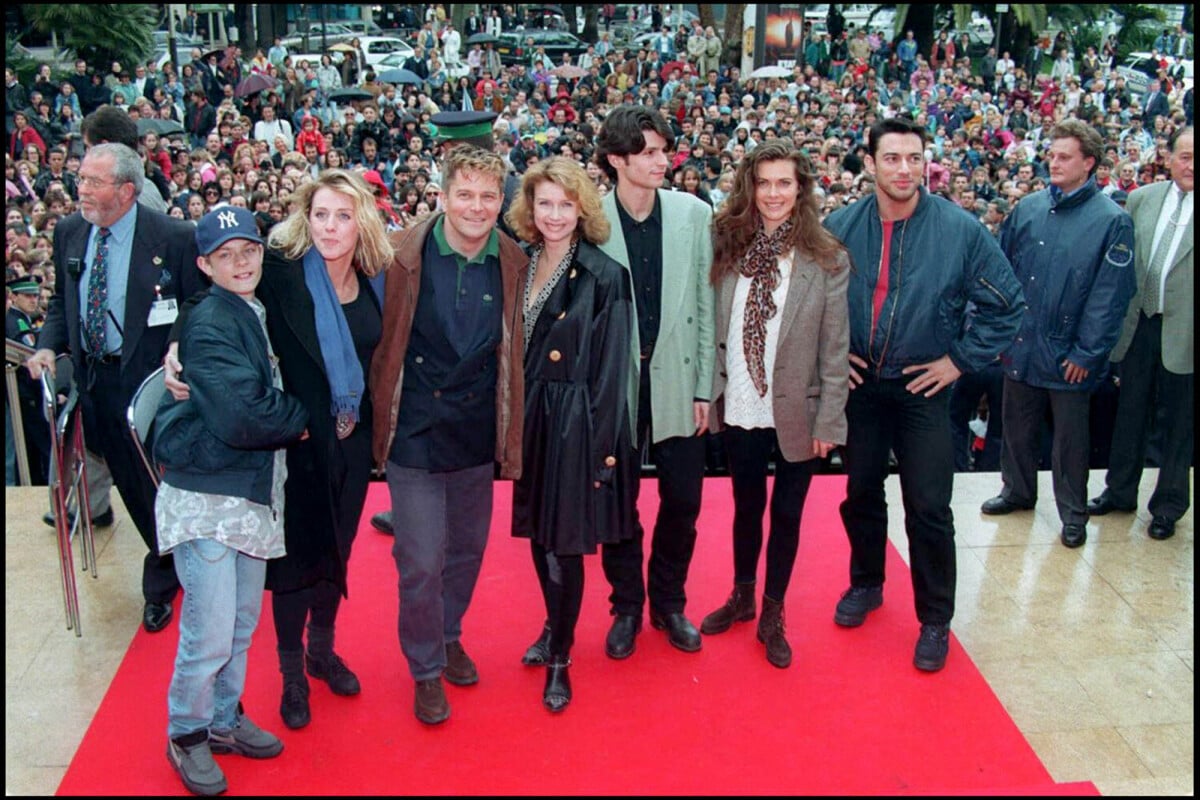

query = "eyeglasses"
[77,175,127,189]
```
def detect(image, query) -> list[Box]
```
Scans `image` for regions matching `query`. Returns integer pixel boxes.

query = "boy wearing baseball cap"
[155,206,309,796]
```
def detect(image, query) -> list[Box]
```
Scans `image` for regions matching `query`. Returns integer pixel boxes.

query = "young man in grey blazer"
[589,105,716,658]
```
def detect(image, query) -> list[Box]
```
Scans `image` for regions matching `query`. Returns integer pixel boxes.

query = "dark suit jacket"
[1142,90,1170,125]
[39,204,204,401]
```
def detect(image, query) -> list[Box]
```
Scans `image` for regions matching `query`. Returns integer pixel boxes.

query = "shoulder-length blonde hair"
[504,156,610,246]
[711,139,845,282]
[267,168,394,276]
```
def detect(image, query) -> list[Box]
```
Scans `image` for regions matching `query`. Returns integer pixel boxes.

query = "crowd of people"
[4,5,1194,797]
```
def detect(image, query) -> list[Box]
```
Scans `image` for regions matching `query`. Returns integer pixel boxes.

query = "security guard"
[7,276,51,483]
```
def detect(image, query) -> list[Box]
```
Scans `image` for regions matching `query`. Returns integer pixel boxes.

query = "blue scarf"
[302,246,364,423]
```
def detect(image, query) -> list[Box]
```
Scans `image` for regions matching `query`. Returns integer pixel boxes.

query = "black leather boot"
[757,595,792,669]
[522,621,553,666]
[700,581,757,634]
[278,648,311,729]
[542,655,572,713]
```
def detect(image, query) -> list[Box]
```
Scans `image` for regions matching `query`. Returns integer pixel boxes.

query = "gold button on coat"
[548,350,562,362]
[604,456,617,467]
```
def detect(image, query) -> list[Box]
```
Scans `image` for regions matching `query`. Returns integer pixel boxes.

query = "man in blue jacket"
[824,117,1025,673]
[981,120,1136,549]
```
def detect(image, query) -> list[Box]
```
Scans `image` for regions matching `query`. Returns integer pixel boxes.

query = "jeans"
[167,538,267,739]
[840,378,956,625]
[387,462,493,681]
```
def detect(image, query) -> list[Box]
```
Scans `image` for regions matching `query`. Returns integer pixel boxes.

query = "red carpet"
[58,477,1097,796]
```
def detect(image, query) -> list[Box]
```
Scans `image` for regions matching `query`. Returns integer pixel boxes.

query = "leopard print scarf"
[738,220,793,397]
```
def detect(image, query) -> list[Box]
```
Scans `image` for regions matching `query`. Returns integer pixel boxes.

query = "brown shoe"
[700,582,756,635]
[414,678,449,725]
[444,640,479,686]
[757,596,792,669]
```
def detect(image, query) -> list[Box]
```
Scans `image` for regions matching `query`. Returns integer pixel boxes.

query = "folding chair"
[5,337,35,485]
[42,354,98,636]
[127,366,167,488]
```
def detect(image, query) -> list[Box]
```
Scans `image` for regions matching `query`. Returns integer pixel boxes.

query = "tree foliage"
[22,3,156,72]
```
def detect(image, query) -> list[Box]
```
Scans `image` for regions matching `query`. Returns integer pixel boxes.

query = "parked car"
[340,20,385,38]
[356,35,416,68]
[281,22,356,50]
[496,30,588,66]
[1117,52,1194,97]
[375,50,470,82]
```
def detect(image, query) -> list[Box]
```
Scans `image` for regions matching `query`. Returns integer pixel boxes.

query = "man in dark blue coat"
[981,120,1136,549]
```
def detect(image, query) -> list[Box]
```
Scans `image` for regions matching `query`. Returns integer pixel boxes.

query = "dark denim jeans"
[840,378,956,625]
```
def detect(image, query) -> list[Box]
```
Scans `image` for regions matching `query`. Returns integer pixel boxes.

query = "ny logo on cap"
[218,210,239,229]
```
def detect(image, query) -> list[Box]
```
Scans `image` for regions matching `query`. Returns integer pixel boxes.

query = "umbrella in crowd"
[750,64,793,79]
[551,64,588,80]
[376,68,424,86]
[660,60,687,77]
[466,32,498,45]
[136,118,184,137]
[328,87,373,102]
[234,72,278,98]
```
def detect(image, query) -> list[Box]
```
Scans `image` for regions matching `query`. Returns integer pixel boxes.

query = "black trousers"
[999,376,1091,526]
[1103,313,1194,521]
[948,362,1004,472]
[840,378,956,625]
[602,370,706,617]
[723,426,816,602]
[81,360,178,604]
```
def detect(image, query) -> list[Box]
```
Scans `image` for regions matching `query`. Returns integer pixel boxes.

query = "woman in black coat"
[251,169,392,729]
[504,157,635,713]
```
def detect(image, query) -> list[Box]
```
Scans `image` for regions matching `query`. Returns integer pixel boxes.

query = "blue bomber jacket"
[998,178,1136,392]
[823,187,1026,379]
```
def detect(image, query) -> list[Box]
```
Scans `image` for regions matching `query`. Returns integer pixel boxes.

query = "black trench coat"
[512,240,636,555]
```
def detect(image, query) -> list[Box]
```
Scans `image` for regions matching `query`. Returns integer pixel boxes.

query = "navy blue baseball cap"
[195,206,263,256]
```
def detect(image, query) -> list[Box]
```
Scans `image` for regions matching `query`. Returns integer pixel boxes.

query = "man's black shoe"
[913,623,950,672]
[833,585,883,627]
[604,614,641,659]
[143,601,174,633]
[43,508,114,528]
[1148,517,1176,540]
[1087,495,1136,516]
[1060,523,1087,549]
[370,511,393,534]
[981,496,1035,515]
[649,611,702,653]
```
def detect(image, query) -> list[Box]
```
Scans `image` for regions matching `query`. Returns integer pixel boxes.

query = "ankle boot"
[306,623,361,696]
[700,581,757,635]
[542,655,572,713]
[278,648,311,729]
[522,621,553,666]
[757,595,792,668]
